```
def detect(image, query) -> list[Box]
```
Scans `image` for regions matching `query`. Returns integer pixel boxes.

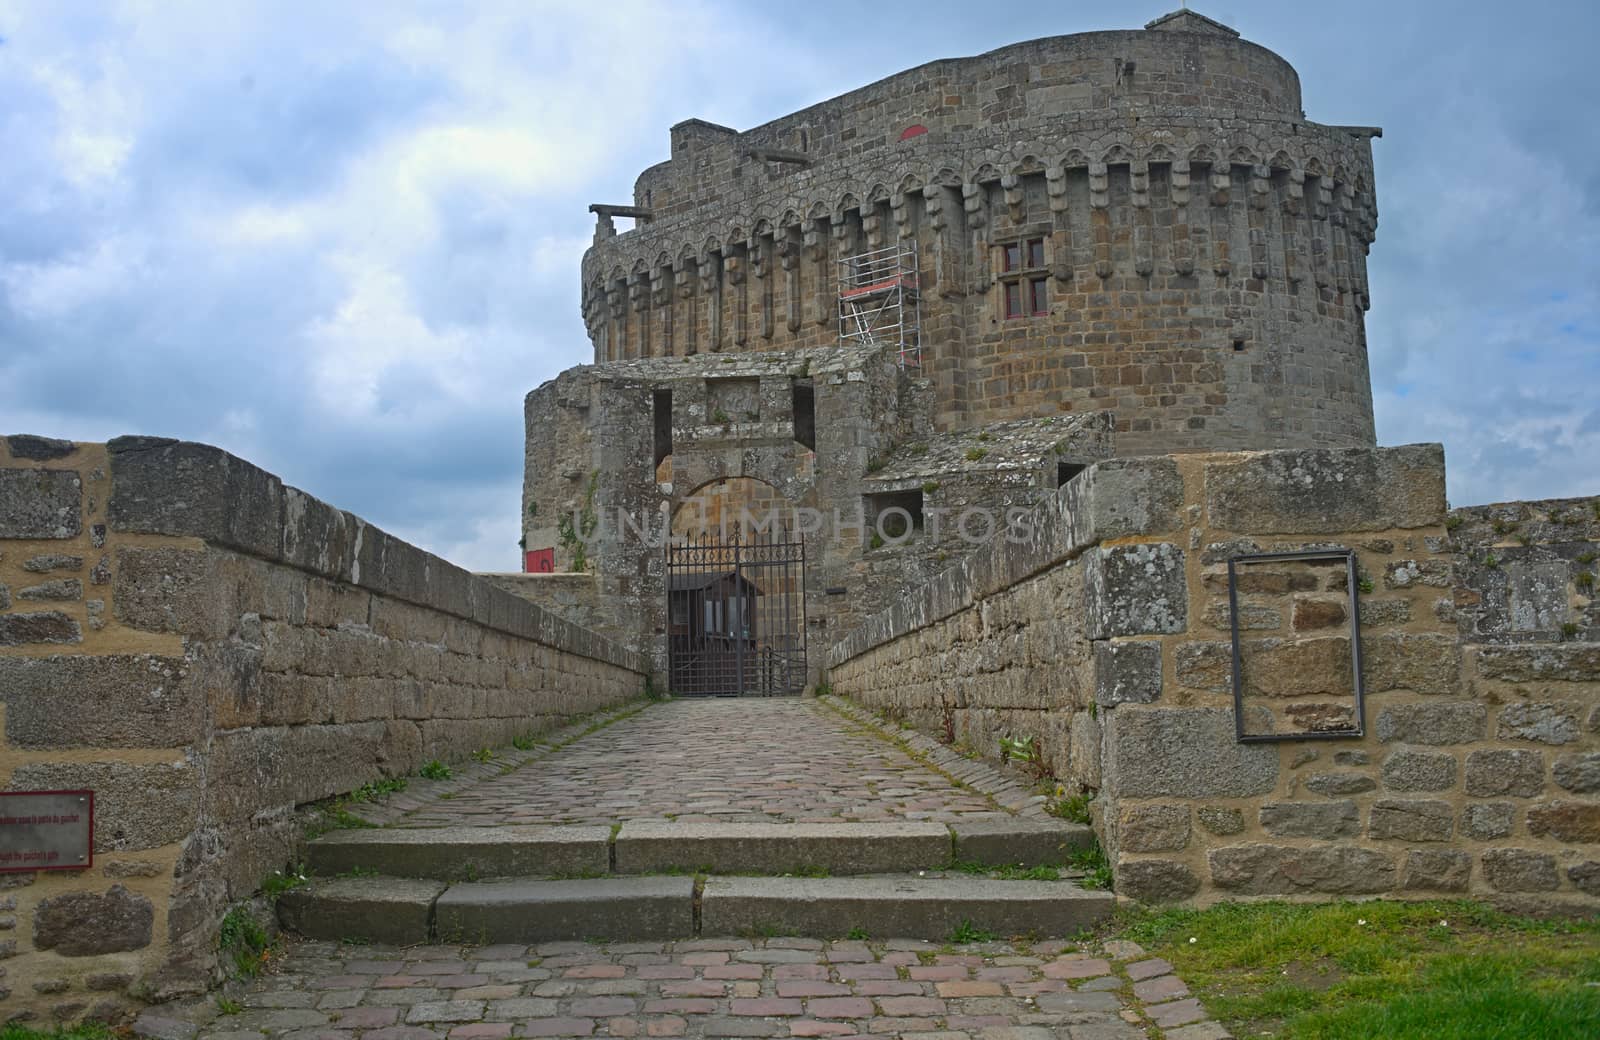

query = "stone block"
[1363,634,1459,695]
[1568,862,1600,897]
[108,437,284,559]
[1118,806,1191,852]
[1553,752,1600,794]
[699,876,1111,940]
[1460,802,1514,840]
[0,468,81,539]
[439,878,695,943]
[1203,444,1446,534]
[278,877,445,945]
[111,547,228,637]
[1368,799,1453,841]
[1208,843,1397,895]
[0,612,82,646]
[1376,702,1486,745]
[1239,637,1351,698]
[1400,850,1471,892]
[1093,641,1162,707]
[1463,749,1545,797]
[11,760,198,852]
[1292,598,1347,631]
[949,819,1093,866]
[0,654,202,748]
[17,579,82,601]
[1173,642,1230,693]
[1381,749,1457,792]
[1382,559,1453,589]
[21,554,83,573]
[33,885,154,955]
[615,821,949,875]
[1196,806,1243,836]
[1480,849,1559,892]
[1259,801,1360,839]
[1104,708,1278,798]
[1525,802,1600,843]
[308,826,611,880]
[1303,772,1376,795]
[1085,543,1186,638]
[1115,859,1200,904]
[283,487,359,581]
[1496,703,1581,745]
[7,435,77,461]
[1080,457,1183,540]
[1476,645,1600,684]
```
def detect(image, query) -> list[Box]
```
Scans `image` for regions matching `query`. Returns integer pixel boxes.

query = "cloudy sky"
[2,1,1595,572]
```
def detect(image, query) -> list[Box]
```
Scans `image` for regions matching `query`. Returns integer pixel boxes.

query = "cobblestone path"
[395,700,1008,828]
[144,936,1229,1040]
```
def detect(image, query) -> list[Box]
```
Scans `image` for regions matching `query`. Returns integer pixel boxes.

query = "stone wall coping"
[102,436,647,676]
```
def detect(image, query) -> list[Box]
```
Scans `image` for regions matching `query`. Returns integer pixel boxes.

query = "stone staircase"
[278,818,1114,944]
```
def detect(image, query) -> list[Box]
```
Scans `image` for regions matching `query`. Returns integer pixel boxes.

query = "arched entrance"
[667,478,807,697]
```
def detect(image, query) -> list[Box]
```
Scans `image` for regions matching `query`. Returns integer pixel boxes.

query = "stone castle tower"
[521,9,1384,688]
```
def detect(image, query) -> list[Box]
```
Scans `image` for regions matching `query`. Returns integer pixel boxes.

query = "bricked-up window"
[999,237,1049,319]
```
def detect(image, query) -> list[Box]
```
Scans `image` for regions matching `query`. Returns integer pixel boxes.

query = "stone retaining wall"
[0,435,648,1021]
[827,443,1600,911]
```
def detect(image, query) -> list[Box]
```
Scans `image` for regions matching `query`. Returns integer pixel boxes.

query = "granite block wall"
[827,443,1600,911]
[0,436,647,1021]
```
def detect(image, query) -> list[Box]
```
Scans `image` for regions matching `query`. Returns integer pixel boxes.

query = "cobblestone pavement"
[394,701,1008,828]
[141,936,1230,1040]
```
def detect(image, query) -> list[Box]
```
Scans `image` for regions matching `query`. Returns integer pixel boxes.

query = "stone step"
[437,877,694,943]
[700,876,1115,940]
[303,818,1092,879]
[277,873,1113,945]
[304,825,610,880]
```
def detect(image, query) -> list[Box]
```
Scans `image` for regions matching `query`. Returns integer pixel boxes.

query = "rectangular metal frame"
[1228,548,1365,743]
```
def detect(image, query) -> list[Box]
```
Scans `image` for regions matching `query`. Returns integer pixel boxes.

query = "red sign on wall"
[525,548,555,573]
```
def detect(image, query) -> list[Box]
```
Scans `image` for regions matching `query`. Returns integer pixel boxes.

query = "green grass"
[947,920,997,944]
[419,760,452,780]
[947,859,1061,881]
[1116,899,1600,1039]
[0,1027,112,1040]
[218,906,274,979]
[350,776,407,802]
[1068,842,1113,890]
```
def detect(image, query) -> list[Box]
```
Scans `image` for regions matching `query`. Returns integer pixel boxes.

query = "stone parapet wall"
[0,435,647,1021]
[827,443,1600,911]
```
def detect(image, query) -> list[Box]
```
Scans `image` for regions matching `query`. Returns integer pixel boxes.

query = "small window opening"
[864,489,924,548]
[653,389,673,467]
[1232,339,1247,352]
[1057,462,1088,488]
[792,380,816,451]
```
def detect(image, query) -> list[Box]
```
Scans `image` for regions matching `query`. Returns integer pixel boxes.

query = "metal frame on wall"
[1228,547,1366,743]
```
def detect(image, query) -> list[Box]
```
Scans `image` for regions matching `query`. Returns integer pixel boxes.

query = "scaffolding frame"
[838,240,921,368]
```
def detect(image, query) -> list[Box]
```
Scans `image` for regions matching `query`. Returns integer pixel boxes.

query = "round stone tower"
[579,7,1380,455]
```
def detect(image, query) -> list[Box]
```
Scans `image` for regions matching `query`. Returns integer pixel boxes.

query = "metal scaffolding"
[838,240,921,368]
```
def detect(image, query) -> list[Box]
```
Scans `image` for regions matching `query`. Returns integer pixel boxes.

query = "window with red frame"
[999,236,1048,319]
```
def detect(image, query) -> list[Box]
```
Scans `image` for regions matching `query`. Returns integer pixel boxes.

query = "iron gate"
[666,529,806,696]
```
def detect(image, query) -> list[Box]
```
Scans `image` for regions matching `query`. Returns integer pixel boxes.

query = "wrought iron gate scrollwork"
[666,529,806,697]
